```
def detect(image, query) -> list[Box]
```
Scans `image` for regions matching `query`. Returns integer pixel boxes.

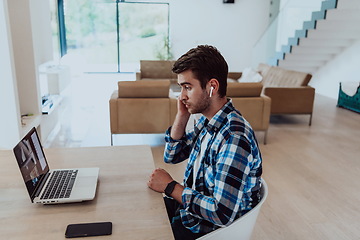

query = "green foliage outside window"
[62,0,171,69]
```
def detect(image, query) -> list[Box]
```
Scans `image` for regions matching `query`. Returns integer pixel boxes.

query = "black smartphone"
[65,222,112,238]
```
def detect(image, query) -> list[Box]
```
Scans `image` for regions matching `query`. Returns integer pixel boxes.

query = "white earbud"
[209,87,214,97]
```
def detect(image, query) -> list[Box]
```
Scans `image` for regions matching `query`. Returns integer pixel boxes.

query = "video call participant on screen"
[148,45,263,240]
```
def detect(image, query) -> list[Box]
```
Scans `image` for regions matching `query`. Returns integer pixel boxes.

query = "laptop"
[13,127,99,204]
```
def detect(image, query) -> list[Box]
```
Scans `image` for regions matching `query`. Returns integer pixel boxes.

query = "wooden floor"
[48,77,360,240]
[152,95,360,240]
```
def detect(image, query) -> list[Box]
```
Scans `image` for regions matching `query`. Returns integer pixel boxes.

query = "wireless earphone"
[209,86,214,97]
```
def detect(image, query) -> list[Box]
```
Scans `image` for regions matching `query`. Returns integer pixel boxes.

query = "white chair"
[197,178,268,240]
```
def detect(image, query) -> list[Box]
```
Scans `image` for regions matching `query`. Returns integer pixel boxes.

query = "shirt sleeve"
[180,133,256,229]
[163,127,195,164]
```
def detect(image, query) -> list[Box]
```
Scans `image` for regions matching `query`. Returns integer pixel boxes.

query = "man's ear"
[208,78,220,94]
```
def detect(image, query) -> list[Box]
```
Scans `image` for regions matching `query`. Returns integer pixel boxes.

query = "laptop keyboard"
[40,170,78,200]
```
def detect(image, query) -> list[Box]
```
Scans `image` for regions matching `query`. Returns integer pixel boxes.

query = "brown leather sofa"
[230,64,315,125]
[259,63,314,125]
[109,79,271,144]
[109,80,176,143]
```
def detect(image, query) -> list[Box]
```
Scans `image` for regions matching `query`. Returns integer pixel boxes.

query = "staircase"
[269,0,360,74]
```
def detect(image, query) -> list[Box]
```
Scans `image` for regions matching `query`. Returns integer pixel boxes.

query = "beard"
[184,90,211,114]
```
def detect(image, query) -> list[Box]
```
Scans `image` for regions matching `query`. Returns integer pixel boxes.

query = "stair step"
[273,52,285,60]
[295,29,307,39]
[325,9,360,20]
[281,45,291,54]
[290,45,344,55]
[267,58,279,66]
[287,37,299,47]
[299,38,353,47]
[321,0,337,11]
[279,59,325,67]
[312,10,326,22]
[303,20,316,31]
[336,0,360,9]
[284,53,334,61]
[316,19,359,31]
[307,29,360,40]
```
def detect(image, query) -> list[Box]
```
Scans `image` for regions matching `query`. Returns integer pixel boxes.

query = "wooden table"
[0,146,173,239]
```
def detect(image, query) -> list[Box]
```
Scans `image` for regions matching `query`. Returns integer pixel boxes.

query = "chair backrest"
[197,178,268,240]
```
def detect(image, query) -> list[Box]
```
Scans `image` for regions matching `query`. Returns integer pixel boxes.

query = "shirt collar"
[203,99,234,134]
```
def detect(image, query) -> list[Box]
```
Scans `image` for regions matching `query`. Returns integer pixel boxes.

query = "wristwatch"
[164,180,178,197]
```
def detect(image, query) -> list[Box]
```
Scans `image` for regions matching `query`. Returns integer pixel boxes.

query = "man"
[148,45,262,239]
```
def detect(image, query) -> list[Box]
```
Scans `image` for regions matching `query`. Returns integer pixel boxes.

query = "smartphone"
[65,222,112,238]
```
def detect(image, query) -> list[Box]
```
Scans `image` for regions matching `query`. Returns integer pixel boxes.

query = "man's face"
[178,70,211,114]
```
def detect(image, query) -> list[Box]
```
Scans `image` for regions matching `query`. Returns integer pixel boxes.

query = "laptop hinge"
[32,172,50,202]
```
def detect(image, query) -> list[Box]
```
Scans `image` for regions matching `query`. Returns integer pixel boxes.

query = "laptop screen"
[13,127,49,201]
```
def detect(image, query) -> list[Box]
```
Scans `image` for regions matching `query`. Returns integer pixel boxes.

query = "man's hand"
[170,96,191,140]
[148,168,185,204]
[177,95,191,118]
[147,168,173,193]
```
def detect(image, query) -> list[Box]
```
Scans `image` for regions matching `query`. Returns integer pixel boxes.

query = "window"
[55,0,170,73]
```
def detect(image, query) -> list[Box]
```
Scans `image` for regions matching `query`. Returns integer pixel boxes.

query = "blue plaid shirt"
[164,100,262,234]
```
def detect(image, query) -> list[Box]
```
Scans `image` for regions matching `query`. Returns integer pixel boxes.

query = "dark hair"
[172,45,228,98]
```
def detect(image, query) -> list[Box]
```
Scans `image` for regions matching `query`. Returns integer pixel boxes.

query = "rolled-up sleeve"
[164,127,194,164]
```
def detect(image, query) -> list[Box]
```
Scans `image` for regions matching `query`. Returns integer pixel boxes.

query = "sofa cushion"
[140,60,177,79]
[227,82,263,97]
[118,80,170,98]
[262,66,312,87]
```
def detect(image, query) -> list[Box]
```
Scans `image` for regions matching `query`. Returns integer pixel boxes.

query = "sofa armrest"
[262,94,271,130]
[109,89,171,134]
[264,86,315,114]
[135,72,141,81]
[109,90,119,133]
[231,95,271,132]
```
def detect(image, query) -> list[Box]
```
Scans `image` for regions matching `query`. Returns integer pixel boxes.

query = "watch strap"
[164,180,177,197]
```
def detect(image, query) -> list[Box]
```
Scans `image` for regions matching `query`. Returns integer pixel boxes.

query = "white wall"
[0,0,21,149]
[169,0,270,72]
[7,0,40,116]
[311,40,360,99]
[131,0,270,71]
[6,0,53,116]
[0,0,53,149]
[29,0,53,66]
